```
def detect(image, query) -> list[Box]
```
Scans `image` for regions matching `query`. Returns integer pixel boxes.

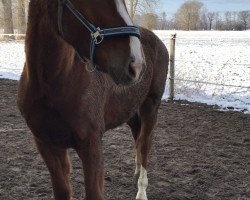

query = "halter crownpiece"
[58,0,141,64]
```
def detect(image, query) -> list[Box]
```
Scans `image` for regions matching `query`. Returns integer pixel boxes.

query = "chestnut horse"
[17,0,168,199]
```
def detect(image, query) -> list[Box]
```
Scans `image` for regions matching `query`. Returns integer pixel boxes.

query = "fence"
[167,33,250,102]
[0,34,26,40]
[0,33,250,110]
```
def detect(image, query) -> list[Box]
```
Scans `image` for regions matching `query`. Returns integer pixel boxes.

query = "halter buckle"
[91,28,104,44]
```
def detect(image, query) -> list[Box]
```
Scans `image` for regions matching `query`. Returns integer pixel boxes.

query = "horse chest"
[103,84,150,130]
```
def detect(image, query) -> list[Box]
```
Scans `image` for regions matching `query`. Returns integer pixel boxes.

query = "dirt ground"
[0,78,249,200]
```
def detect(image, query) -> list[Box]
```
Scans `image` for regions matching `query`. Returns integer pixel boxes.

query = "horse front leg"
[76,133,104,200]
[135,97,159,200]
[35,139,72,200]
[127,113,142,183]
[127,112,149,200]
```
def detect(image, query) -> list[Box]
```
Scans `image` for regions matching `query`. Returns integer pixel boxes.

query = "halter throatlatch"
[58,0,141,64]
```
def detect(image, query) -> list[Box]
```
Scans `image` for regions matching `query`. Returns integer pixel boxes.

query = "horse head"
[48,0,145,85]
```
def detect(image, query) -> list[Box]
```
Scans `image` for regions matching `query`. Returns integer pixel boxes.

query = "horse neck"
[25,1,77,85]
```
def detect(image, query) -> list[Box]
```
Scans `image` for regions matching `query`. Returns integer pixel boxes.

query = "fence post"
[169,33,176,101]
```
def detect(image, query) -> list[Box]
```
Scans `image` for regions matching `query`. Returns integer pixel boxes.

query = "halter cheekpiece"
[58,0,141,63]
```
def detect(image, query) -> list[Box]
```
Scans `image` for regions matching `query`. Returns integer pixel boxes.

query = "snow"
[0,41,24,80]
[154,31,250,114]
[0,72,20,80]
[0,31,250,113]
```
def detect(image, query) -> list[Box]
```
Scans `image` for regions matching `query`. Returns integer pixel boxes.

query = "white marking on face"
[115,0,143,64]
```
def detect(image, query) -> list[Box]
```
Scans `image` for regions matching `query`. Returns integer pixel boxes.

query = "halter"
[58,0,141,64]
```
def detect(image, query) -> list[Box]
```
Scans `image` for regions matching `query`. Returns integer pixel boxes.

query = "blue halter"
[58,0,141,63]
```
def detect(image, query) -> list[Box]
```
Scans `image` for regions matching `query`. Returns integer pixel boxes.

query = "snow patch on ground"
[0,41,24,79]
[155,31,250,114]
[0,72,20,80]
[0,31,249,113]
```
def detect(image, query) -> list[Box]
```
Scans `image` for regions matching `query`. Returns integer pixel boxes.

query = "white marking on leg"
[136,166,148,200]
[135,148,141,178]
[115,0,143,64]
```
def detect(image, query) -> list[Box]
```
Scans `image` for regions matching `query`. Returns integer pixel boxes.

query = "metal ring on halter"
[85,61,97,73]
[75,50,96,72]
[94,35,104,45]
[91,28,104,45]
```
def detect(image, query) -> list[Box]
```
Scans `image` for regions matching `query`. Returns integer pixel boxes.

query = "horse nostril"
[128,61,142,81]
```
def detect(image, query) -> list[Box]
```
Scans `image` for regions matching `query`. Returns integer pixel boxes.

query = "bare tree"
[141,13,158,30]
[214,12,222,30]
[1,0,14,38]
[207,12,215,30]
[174,0,204,30]
[224,11,233,30]
[158,12,168,30]
[238,11,250,30]
[126,0,138,19]
[17,0,26,34]
[125,0,159,19]
[200,11,208,30]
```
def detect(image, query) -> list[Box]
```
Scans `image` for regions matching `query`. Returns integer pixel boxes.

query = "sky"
[159,0,250,15]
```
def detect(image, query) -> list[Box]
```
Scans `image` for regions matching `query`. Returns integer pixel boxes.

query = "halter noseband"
[58,0,141,63]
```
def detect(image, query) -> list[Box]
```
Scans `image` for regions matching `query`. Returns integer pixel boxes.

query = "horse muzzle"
[109,60,145,86]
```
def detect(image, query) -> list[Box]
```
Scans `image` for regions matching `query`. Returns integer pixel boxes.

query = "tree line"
[133,0,250,31]
[0,0,249,37]
[0,0,28,37]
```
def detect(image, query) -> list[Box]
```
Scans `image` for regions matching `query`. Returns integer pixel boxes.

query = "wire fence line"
[0,34,26,36]
[0,34,26,41]
[173,37,250,40]
[168,33,250,100]
[3,34,250,42]
[171,78,250,89]
[0,128,27,133]
[0,67,22,70]
[158,37,250,44]
[0,34,249,91]
[175,60,250,66]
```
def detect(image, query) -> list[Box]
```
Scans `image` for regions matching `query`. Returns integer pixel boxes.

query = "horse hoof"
[136,191,148,200]
[136,197,147,200]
